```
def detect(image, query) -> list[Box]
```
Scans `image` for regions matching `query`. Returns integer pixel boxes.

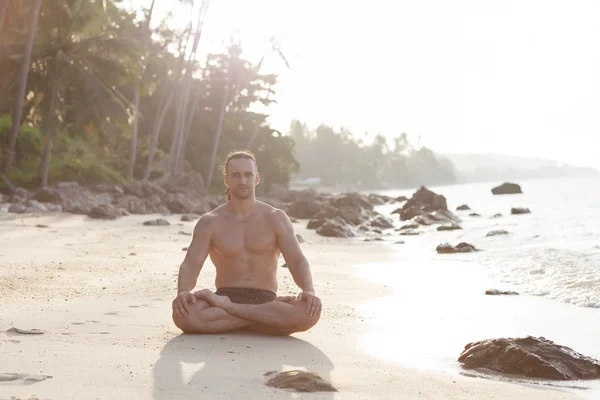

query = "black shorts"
[215,287,277,304]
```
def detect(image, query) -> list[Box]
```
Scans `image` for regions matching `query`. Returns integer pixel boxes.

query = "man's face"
[225,158,259,199]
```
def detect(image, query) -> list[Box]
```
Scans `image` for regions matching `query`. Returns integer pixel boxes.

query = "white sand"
[0,212,586,399]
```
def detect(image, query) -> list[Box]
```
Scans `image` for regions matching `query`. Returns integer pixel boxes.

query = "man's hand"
[172,291,196,318]
[297,291,321,317]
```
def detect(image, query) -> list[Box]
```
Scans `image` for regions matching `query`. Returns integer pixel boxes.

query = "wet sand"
[0,212,586,399]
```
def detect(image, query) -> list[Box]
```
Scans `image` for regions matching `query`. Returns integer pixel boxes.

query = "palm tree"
[127,0,155,180]
[6,0,139,186]
[1,0,42,177]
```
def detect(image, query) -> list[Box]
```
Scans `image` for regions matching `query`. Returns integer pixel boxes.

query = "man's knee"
[172,298,210,333]
[288,302,321,333]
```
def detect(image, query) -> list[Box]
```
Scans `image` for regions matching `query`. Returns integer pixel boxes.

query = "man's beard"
[231,187,252,199]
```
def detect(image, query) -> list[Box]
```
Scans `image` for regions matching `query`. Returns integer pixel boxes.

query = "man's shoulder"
[194,207,224,230]
[257,201,287,218]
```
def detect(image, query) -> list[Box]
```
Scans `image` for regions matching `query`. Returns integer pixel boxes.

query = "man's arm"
[273,209,315,293]
[177,214,213,294]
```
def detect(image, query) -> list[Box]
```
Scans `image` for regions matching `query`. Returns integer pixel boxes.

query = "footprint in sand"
[0,372,52,383]
[105,311,120,316]
[128,304,149,308]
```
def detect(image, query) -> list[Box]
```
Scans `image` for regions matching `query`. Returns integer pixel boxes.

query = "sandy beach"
[0,211,590,399]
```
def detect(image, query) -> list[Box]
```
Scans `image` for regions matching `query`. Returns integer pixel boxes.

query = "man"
[172,150,322,336]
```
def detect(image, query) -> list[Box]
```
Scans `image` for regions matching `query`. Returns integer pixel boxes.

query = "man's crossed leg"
[173,289,320,336]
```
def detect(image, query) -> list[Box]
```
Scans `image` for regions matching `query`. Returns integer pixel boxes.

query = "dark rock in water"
[456,204,470,211]
[143,218,170,226]
[457,336,600,380]
[436,242,477,253]
[280,263,288,268]
[364,237,384,242]
[316,217,355,238]
[491,213,502,218]
[485,289,519,295]
[296,234,305,243]
[437,224,462,231]
[511,207,531,215]
[399,222,419,230]
[181,213,200,222]
[399,230,420,236]
[182,247,188,251]
[399,186,449,221]
[492,182,523,195]
[469,213,481,217]
[290,217,298,223]
[486,230,509,237]
[413,210,461,226]
[88,204,120,220]
[265,370,337,392]
[392,195,408,203]
[369,215,394,229]
[393,241,405,244]
[367,193,391,205]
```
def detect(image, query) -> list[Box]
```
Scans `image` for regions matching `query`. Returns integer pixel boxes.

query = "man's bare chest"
[211,220,277,257]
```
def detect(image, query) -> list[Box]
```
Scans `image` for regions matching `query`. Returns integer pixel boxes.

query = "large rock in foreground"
[491,182,522,195]
[458,336,600,380]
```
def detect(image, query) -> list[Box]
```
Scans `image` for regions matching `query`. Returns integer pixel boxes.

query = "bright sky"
[138,0,600,168]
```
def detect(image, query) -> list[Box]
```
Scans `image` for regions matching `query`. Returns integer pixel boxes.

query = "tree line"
[0,0,456,195]
[288,121,456,190]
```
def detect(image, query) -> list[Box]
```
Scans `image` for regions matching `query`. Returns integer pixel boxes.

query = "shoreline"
[0,211,594,399]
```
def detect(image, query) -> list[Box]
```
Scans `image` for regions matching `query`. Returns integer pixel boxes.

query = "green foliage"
[0,114,124,188]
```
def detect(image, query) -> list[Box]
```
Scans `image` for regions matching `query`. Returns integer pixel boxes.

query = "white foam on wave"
[482,247,600,308]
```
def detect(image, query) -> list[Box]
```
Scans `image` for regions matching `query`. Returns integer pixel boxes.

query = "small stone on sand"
[6,327,45,335]
[265,370,337,392]
[143,218,170,226]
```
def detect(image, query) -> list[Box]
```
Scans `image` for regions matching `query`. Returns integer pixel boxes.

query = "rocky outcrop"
[436,242,477,253]
[399,186,449,221]
[511,207,531,215]
[4,172,215,217]
[315,217,355,238]
[456,204,470,211]
[458,336,600,380]
[491,182,522,195]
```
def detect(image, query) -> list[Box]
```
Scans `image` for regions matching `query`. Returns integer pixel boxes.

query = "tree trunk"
[168,1,209,176]
[142,26,192,181]
[0,0,10,33]
[174,83,204,174]
[126,0,155,180]
[206,71,231,188]
[38,135,53,187]
[127,88,140,180]
[143,82,177,180]
[1,0,42,175]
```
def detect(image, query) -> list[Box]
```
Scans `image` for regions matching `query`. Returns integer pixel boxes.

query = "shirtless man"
[171,150,322,336]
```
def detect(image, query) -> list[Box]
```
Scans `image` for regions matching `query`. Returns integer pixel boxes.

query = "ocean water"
[372,176,600,309]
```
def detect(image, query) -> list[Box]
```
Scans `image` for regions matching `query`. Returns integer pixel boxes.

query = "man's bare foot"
[194,289,232,309]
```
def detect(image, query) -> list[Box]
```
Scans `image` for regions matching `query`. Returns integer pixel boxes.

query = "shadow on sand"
[152,332,335,399]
